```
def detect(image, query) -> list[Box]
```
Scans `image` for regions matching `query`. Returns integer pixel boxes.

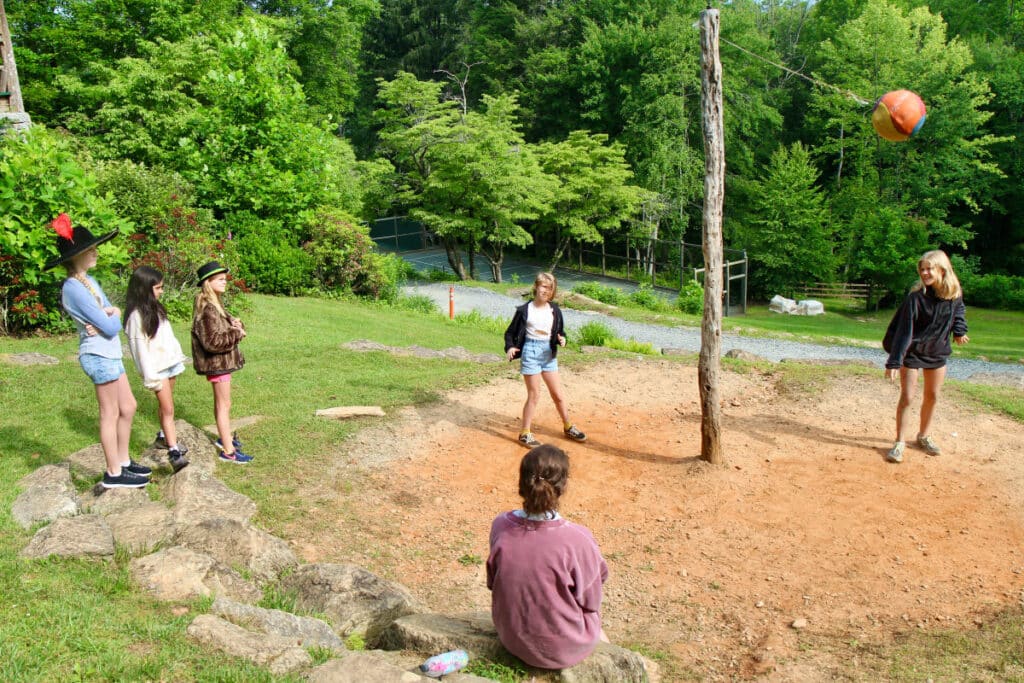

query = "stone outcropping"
[14,420,651,681]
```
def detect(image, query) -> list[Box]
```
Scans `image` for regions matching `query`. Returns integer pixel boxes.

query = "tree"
[534,131,652,271]
[808,0,1007,294]
[735,142,835,298]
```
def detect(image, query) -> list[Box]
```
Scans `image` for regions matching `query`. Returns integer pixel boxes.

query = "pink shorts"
[207,373,232,384]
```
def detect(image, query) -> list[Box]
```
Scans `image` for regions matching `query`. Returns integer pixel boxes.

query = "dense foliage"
[3,0,1023,333]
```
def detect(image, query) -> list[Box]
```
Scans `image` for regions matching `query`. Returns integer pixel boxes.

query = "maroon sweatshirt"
[487,511,608,669]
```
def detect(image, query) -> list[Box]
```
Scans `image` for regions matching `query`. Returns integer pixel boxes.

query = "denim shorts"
[79,353,126,385]
[156,361,186,381]
[520,339,558,376]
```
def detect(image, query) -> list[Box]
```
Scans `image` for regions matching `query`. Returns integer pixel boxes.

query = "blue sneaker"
[215,439,253,464]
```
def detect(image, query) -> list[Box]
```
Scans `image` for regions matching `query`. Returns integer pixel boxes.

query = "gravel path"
[404,282,1024,383]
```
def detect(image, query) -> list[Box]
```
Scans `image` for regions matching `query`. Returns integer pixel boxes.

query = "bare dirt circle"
[285,357,1024,681]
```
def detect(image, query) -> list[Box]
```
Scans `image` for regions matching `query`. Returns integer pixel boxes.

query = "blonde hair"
[193,278,226,320]
[911,250,962,300]
[532,272,558,301]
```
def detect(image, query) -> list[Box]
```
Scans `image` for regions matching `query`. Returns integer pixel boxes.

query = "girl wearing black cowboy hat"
[46,214,151,488]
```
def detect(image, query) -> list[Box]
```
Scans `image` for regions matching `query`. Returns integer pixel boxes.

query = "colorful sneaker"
[102,470,149,488]
[154,430,168,449]
[123,460,152,477]
[917,435,941,456]
[563,425,587,442]
[215,439,253,464]
[230,432,244,450]
[168,447,190,473]
[518,432,541,448]
[886,441,905,463]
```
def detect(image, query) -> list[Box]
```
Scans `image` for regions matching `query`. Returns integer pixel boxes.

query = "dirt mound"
[286,358,1024,680]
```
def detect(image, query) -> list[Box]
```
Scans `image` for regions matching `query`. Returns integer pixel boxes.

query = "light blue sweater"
[61,275,122,359]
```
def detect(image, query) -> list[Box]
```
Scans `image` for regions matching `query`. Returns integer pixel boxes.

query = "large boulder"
[559,643,649,683]
[105,502,176,555]
[129,546,261,603]
[377,612,506,661]
[19,514,114,559]
[12,464,80,529]
[306,652,427,682]
[186,614,312,675]
[279,563,422,642]
[211,597,346,653]
[65,444,107,480]
[161,467,256,526]
[176,517,297,584]
[79,486,150,516]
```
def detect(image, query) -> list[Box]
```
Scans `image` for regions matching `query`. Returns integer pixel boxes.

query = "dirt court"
[286,357,1024,680]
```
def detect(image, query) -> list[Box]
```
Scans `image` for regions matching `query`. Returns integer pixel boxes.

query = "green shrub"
[453,309,507,335]
[356,251,408,302]
[630,284,671,311]
[677,280,704,314]
[951,255,1024,311]
[572,281,629,305]
[0,126,131,334]
[231,218,314,295]
[576,320,614,346]
[394,294,438,314]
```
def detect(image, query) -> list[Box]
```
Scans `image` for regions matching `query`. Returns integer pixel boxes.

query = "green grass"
[1,291,1021,681]
[0,293,505,681]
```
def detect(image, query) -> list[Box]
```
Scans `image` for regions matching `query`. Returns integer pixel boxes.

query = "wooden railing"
[797,282,870,302]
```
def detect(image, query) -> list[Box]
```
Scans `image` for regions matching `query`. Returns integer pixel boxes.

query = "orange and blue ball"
[871,90,927,142]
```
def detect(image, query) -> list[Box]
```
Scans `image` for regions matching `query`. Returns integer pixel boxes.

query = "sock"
[564,422,573,430]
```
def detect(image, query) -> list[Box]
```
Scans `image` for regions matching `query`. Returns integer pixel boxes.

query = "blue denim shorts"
[79,353,126,385]
[520,339,558,376]
[157,361,186,381]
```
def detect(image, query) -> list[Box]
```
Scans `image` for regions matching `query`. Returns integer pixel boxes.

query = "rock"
[186,614,311,675]
[315,406,387,420]
[791,618,808,629]
[559,643,649,683]
[105,502,175,555]
[341,340,390,352]
[724,349,767,363]
[307,652,427,682]
[1,352,59,366]
[79,486,150,516]
[176,517,298,584]
[129,546,261,603]
[212,597,346,653]
[161,467,256,526]
[377,611,506,661]
[20,515,114,559]
[12,464,80,529]
[65,443,108,480]
[279,563,422,642]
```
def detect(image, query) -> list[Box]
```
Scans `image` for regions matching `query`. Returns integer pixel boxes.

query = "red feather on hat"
[51,213,74,241]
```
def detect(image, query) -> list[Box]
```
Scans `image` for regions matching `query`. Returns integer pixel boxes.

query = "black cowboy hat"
[43,214,119,270]
[196,261,230,285]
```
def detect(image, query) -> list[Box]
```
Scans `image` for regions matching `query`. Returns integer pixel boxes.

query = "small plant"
[458,554,483,566]
[607,338,657,354]
[576,320,615,347]
[464,657,529,682]
[394,294,438,314]
[307,646,335,665]
[453,309,508,335]
[259,584,300,613]
[345,633,367,651]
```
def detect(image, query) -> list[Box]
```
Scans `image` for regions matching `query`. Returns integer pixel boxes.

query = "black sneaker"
[154,430,168,449]
[123,460,152,477]
[168,448,190,473]
[102,470,149,488]
[563,425,587,442]
[518,432,542,448]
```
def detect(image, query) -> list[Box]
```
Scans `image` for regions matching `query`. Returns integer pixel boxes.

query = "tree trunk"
[443,238,467,280]
[0,0,26,113]
[698,9,725,465]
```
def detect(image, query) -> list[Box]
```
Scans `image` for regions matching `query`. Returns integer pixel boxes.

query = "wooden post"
[698,8,724,464]
[0,0,25,113]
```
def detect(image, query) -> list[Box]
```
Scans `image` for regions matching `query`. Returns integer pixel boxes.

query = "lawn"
[1,291,1021,681]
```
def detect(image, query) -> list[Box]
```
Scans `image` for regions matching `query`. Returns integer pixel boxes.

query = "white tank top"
[525,302,554,341]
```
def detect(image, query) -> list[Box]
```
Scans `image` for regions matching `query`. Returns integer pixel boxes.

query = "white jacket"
[125,311,187,390]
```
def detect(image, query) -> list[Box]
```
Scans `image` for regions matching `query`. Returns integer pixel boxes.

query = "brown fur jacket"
[191,302,245,376]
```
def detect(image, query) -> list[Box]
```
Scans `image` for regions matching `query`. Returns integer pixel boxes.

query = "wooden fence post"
[698,8,724,464]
